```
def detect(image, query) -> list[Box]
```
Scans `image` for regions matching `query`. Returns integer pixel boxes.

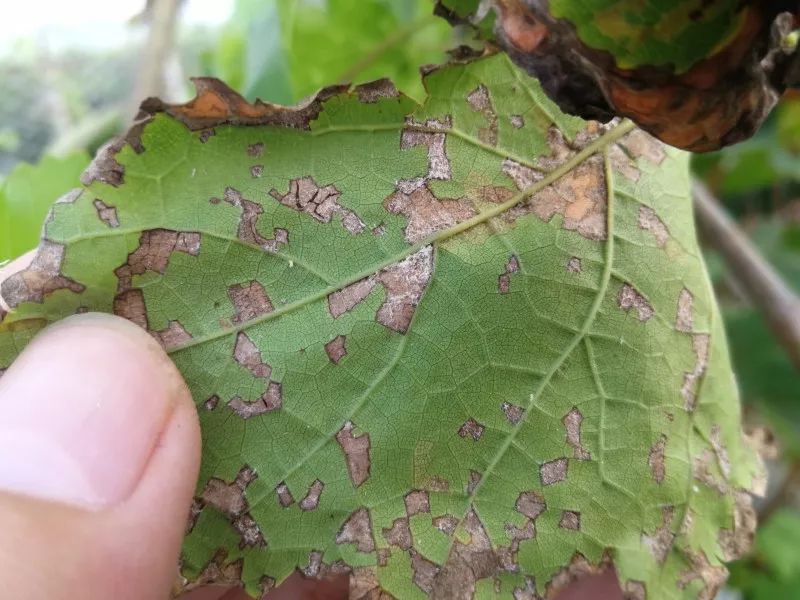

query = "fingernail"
[0,313,189,509]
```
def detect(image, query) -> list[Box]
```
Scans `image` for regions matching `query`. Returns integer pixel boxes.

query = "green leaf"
[210,0,454,104]
[755,510,800,581]
[0,55,760,599]
[547,0,744,73]
[0,152,89,263]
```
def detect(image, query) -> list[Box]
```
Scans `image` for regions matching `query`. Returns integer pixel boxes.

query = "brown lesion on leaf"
[718,490,757,561]
[227,381,282,419]
[502,159,542,190]
[228,280,274,325]
[479,184,515,205]
[153,320,192,349]
[515,491,546,520]
[178,549,244,594]
[744,426,777,497]
[325,335,348,364]
[335,507,376,553]
[467,84,499,146]
[424,475,450,492]
[275,481,295,508]
[693,448,729,495]
[81,137,128,187]
[502,401,525,425]
[562,407,591,460]
[301,550,325,578]
[641,506,675,564]
[217,187,290,252]
[649,435,667,484]
[270,176,365,234]
[204,395,220,411]
[377,548,390,567]
[112,288,192,351]
[375,246,434,333]
[433,515,460,536]
[466,470,482,495]
[512,576,542,599]
[355,78,399,103]
[115,229,201,293]
[619,283,654,322]
[93,199,120,228]
[113,289,149,330]
[498,255,520,294]
[139,76,350,131]
[497,519,536,573]
[682,334,710,411]
[567,257,582,273]
[247,142,264,156]
[336,420,371,487]
[198,128,216,143]
[250,165,264,178]
[186,498,203,534]
[622,580,647,600]
[299,479,324,511]
[1,240,85,309]
[410,549,440,594]
[400,116,453,182]
[327,248,435,332]
[608,130,665,182]
[458,418,486,441]
[234,331,272,378]
[328,277,377,318]
[619,129,667,166]
[507,155,609,241]
[431,508,497,598]
[510,114,525,129]
[384,184,475,244]
[537,127,576,171]
[559,510,581,531]
[710,424,733,480]
[258,576,276,599]
[404,489,430,516]
[546,553,613,598]
[676,288,694,332]
[677,551,728,600]
[112,289,193,350]
[350,567,396,600]
[197,466,266,549]
[383,517,412,550]
[540,458,568,486]
[638,206,670,248]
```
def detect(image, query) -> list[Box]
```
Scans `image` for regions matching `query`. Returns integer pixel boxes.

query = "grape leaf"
[0,54,762,599]
[435,0,800,152]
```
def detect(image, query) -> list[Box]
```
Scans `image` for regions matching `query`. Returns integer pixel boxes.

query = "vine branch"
[693,180,800,370]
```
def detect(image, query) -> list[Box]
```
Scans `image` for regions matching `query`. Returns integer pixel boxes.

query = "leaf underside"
[0,54,761,599]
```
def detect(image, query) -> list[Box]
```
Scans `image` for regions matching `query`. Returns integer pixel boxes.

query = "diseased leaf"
[0,54,762,599]
[435,0,800,152]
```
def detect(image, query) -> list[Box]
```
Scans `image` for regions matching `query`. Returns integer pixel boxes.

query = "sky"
[0,0,235,53]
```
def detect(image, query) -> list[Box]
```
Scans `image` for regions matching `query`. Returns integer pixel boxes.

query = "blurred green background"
[1,2,798,598]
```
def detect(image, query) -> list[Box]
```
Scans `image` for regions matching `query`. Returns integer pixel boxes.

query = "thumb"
[0,313,201,600]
